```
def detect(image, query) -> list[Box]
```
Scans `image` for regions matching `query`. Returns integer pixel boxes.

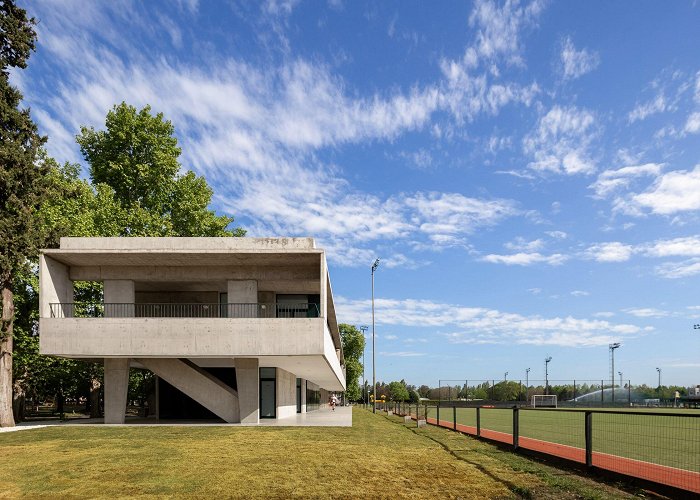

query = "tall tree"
[339,323,365,401]
[0,1,47,427]
[76,102,244,237]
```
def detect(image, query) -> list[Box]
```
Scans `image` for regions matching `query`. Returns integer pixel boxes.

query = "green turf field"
[423,406,700,473]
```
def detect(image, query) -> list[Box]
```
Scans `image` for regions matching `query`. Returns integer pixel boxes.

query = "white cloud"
[594,311,614,318]
[656,258,700,279]
[524,105,598,175]
[336,296,643,348]
[590,163,664,198]
[384,334,398,340]
[545,230,567,239]
[623,308,670,318]
[504,237,545,252]
[584,242,634,262]
[481,252,567,266]
[684,112,700,134]
[571,290,589,297]
[379,351,425,357]
[527,287,542,295]
[404,192,518,242]
[633,166,700,215]
[642,236,700,258]
[628,94,668,123]
[560,36,599,80]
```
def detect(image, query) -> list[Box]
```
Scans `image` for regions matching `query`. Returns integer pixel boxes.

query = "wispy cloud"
[584,242,634,262]
[523,105,598,175]
[336,296,644,347]
[623,307,671,318]
[560,36,599,80]
[481,252,567,266]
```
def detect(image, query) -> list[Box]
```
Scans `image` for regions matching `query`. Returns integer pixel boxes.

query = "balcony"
[49,302,321,319]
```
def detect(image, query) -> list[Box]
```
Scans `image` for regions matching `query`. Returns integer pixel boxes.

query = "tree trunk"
[0,283,16,427]
[12,378,25,423]
[89,376,101,418]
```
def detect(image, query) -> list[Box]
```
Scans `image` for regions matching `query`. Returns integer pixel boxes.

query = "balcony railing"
[49,303,321,319]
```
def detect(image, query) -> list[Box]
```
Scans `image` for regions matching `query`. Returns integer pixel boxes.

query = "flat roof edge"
[55,237,317,251]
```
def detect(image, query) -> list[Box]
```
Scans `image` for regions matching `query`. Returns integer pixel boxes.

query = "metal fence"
[378,402,700,494]
[49,302,320,319]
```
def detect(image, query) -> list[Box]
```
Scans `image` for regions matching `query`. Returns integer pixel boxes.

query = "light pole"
[618,371,623,389]
[544,357,552,395]
[360,325,368,406]
[609,343,621,404]
[504,372,508,382]
[656,367,661,397]
[371,258,380,414]
[525,368,530,403]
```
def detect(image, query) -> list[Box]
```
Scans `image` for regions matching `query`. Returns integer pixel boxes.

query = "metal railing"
[49,302,321,319]
[388,402,700,494]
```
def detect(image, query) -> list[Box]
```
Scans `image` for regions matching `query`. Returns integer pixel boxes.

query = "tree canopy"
[76,102,244,237]
[339,324,365,401]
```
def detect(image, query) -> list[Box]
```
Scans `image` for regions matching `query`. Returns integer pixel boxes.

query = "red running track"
[416,415,700,494]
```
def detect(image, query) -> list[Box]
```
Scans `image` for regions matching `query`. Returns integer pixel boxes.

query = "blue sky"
[17,1,700,388]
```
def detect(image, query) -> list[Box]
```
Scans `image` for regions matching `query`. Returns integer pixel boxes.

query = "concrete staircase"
[136,358,240,423]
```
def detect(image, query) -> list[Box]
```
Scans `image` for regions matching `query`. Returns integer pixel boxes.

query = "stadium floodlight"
[544,357,552,395]
[618,371,623,389]
[609,343,621,403]
[656,367,662,395]
[371,258,380,414]
[360,325,368,405]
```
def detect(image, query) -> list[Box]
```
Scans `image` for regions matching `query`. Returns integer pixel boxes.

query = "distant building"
[39,237,346,424]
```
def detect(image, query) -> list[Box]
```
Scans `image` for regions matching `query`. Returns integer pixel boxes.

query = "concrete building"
[39,237,346,424]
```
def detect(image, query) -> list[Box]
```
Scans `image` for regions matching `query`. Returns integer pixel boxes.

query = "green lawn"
[0,408,640,499]
[424,406,700,472]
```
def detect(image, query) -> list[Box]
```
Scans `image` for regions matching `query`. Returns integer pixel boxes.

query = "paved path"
[0,406,352,431]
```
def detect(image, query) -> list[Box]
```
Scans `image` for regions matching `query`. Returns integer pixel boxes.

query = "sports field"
[421,406,700,493]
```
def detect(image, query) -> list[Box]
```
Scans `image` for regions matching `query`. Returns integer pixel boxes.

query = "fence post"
[436,403,440,425]
[601,379,604,406]
[476,407,481,436]
[453,406,457,430]
[424,404,428,423]
[573,379,576,400]
[512,407,519,450]
[585,411,593,467]
[628,381,631,405]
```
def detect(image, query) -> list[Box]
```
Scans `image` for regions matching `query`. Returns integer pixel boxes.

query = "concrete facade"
[39,237,346,425]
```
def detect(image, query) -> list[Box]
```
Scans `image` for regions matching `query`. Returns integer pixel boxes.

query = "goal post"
[532,394,557,408]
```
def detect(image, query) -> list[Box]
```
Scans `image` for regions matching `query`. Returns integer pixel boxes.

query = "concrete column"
[320,255,328,318]
[39,255,72,318]
[300,378,307,413]
[228,280,257,317]
[104,358,130,424]
[276,368,296,419]
[235,358,259,424]
[104,280,134,317]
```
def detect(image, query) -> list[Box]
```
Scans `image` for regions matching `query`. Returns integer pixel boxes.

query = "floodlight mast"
[609,343,621,404]
[656,367,662,396]
[525,368,530,402]
[359,325,368,405]
[371,258,380,414]
[544,357,552,395]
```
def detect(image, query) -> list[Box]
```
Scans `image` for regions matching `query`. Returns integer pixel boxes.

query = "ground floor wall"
[104,357,336,424]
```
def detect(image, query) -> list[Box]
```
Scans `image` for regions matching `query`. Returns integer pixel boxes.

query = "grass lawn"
[0,408,642,499]
[425,407,700,472]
